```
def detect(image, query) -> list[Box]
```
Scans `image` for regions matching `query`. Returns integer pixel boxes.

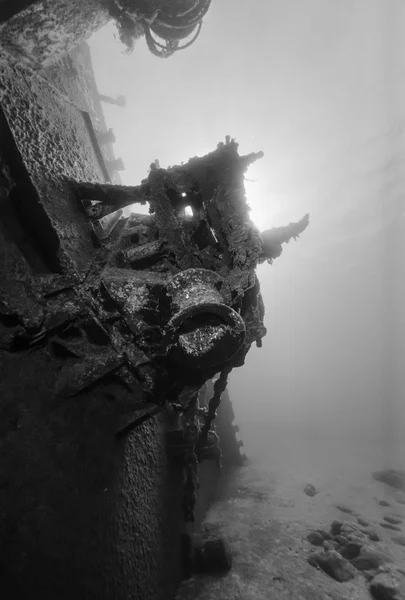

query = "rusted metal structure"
[99,94,127,107]
[0,103,308,597]
[0,7,309,598]
[96,128,117,145]
[106,156,126,173]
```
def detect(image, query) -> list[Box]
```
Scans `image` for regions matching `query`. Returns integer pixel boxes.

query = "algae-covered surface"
[177,423,405,600]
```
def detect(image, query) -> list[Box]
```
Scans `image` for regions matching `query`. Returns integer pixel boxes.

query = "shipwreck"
[0,2,309,599]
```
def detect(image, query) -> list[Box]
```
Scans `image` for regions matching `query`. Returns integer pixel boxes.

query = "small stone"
[308,550,356,582]
[391,536,405,547]
[369,573,399,600]
[383,515,403,525]
[358,517,370,527]
[380,522,402,532]
[352,549,391,571]
[307,531,325,546]
[331,520,343,536]
[194,536,232,574]
[353,556,383,571]
[336,504,355,514]
[338,541,363,560]
[379,500,391,507]
[307,553,320,568]
[304,483,317,497]
[373,470,405,491]
[368,532,381,542]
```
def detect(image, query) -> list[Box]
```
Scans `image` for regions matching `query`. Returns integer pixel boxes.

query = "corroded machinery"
[68,138,309,520]
[0,126,309,454]
[67,137,308,419]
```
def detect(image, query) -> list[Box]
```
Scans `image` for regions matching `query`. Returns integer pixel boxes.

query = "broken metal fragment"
[121,239,165,266]
[80,198,116,221]
[115,404,164,437]
[55,352,125,397]
[98,209,124,238]
[260,213,310,263]
[31,274,81,297]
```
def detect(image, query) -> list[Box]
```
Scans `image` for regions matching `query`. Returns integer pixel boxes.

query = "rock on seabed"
[307,550,356,582]
[383,515,403,526]
[304,483,317,497]
[306,531,325,546]
[373,470,405,491]
[369,573,400,600]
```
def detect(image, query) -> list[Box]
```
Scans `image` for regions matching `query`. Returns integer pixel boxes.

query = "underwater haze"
[89,0,404,456]
[89,2,405,596]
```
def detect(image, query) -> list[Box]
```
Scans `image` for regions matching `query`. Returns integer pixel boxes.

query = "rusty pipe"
[163,269,245,369]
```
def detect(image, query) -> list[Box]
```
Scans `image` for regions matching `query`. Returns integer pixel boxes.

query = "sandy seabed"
[177,422,405,600]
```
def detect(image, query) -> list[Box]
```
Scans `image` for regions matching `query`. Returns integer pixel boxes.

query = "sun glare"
[244,179,281,229]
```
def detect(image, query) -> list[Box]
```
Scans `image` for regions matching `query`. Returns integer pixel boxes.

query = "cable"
[109,0,211,58]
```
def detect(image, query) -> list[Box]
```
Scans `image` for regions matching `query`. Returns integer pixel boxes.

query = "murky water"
[240,420,405,508]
